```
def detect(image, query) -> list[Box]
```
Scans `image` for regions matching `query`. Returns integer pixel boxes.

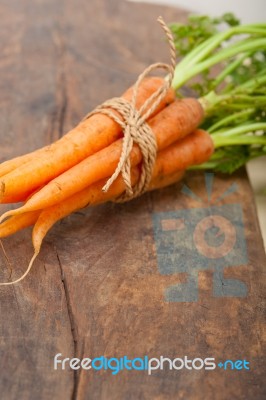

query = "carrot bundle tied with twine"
[0,17,213,285]
[87,16,176,202]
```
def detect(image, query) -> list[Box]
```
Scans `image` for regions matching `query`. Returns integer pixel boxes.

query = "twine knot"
[84,16,176,202]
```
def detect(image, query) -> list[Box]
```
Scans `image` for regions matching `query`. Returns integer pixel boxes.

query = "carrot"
[152,129,214,177]
[0,169,140,285]
[0,128,213,285]
[31,168,186,258]
[0,145,52,179]
[149,170,185,191]
[11,129,213,246]
[0,170,184,242]
[0,98,204,220]
[0,211,41,238]
[0,129,212,240]
[0,182,47,204]
[0,129,213,238]
[33,169,140,254]
[0,77,175,202]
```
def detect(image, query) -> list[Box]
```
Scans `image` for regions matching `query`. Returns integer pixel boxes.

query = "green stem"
[218,94,266,104]
[188,161,220,170]
[176,25,266,70]
[220,69,266,94]
[170,19,266,174]
[190,149,266,172]
[211,52,250,90]
[172,38,266,90]
[208,109,255,133]
[234,74,266,91]
[213,135,266,148]
[211,123,266,137]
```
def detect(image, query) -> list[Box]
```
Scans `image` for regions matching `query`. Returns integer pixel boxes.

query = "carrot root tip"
[0,250,39,286]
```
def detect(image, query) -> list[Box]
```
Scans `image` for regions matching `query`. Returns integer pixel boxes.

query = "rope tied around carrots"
[0,13,217,287]
[83,16,176,202]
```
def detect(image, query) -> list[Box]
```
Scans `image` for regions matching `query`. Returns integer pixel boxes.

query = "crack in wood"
[48,27,68,142]
[55,247,80,400]
[57,69,68,139]
[13,289,30,360]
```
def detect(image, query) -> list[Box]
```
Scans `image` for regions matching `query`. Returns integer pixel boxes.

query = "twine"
[83,16,176,202]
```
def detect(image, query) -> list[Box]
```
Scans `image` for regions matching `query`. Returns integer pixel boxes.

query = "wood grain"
[0,0,265,399]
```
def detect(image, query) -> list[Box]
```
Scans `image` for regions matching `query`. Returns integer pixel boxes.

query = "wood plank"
[0,0,265,399]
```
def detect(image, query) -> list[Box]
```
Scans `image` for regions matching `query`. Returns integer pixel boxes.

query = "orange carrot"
[0,171,185,241]
[0,171,186,239]
[0,129,213,285]
[31,168,186,258]
[0,98,204,218]
[0,145,51,178]
[0,77,175,202]
[152,129,214,177]
[0,169,140,285]
[33,130,214,231]
[32,169,140,255]
[149,170,185,191]
[0,211,41,238]
[21,129,214,250]
[0,129,212,240]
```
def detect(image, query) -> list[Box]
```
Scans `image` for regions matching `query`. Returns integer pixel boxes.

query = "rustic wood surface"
[0,0,265,399]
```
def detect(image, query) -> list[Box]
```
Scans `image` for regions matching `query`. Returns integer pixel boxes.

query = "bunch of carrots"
[0,14,265,284]
[0,78,213,284]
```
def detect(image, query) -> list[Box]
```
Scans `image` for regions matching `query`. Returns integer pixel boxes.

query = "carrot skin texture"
[0,145,52,179]
[0,77,175,202]
[31,129,212,253]
[152,129,214,177]
[14,98,204,212]
[0,211,41,238]
[148,170,185,191]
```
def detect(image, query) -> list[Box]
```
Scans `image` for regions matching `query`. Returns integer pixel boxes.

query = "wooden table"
[0,1,265,399]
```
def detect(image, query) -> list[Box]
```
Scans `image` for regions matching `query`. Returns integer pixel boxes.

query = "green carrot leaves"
[170,13,266,173]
